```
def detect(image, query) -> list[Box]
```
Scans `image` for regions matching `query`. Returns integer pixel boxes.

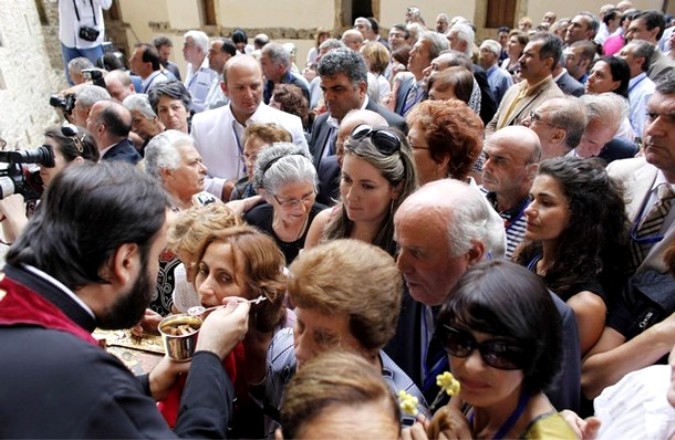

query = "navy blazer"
[394,76,418,116]
[598,137,639,164]
[384,286,581,412]
[309,99,407,170]
[556,71,585,97]
[316,155,341,206]
[102,139,141,165]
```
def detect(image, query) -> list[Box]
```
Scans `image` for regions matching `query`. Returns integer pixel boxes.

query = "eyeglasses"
[528,110,562,129]
[437,325,526,370]
[350,124,402,155]
[272,191,316,210]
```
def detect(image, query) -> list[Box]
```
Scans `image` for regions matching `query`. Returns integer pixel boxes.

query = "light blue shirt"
[486,64,513,105]
[628,72,655,140]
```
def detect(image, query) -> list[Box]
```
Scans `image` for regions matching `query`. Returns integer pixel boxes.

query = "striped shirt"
[480,188,530,258]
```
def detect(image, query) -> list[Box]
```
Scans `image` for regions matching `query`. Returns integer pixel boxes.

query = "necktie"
[630,183,675,269]
[402,82,419,116]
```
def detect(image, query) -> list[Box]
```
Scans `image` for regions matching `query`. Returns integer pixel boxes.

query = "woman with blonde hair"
[361,41,391,105]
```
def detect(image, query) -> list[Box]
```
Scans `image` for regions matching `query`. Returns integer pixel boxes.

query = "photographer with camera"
[59,0,113,86]
[0,125,98,243]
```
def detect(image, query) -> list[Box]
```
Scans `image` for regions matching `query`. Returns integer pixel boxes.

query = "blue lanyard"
[628,74,646,94]
[526,253,542,272]
[468,392,531,439]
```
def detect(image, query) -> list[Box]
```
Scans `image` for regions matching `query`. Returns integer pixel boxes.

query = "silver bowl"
[158,314,202,362]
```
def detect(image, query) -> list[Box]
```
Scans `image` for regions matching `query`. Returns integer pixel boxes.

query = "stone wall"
[0,0,64,150]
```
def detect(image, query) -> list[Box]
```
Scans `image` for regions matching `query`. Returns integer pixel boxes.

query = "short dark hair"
[603,8,621,26]
[318,48,367,86]
[6,162,169,291]
[217,37,237,56]
[391,23,409,38]
[530,32,563,69]
[436,260,563,394]
[637,10,666,40]
[152,35,173,49]
[135,43,161,71]
[231,28,248,44]
[148,80,191,114]
[367,17,380,34]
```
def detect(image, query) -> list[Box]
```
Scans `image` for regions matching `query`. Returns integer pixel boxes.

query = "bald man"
[85,100,140,164]
[480,126,541,257]
[190,55,308,201]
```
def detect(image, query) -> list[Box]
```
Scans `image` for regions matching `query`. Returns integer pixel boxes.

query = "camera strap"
[72,0,97,26]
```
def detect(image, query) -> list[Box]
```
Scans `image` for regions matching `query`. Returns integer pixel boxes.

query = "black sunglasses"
[350,124,402,156]
[61,123,85,154]
[437,325,527,370]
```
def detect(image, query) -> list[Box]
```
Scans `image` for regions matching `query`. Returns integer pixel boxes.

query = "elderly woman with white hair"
[122,93,165,153]
[145,129,216,211]
[143,129,218,315]
[244,142,326,263]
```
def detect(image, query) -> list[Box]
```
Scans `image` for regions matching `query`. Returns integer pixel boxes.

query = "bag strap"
[72,0,98,26]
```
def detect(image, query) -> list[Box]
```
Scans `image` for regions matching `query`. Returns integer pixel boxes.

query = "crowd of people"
[1,1,675,438]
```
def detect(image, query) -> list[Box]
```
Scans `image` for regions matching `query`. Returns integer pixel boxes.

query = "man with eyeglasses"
[386,179,581,412]
[583,73,675,401]
[523,96,588,160]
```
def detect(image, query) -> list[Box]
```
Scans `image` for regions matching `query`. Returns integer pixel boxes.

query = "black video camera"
[0,140,54,201]
[49,93,76,116]
[82,68,106,88]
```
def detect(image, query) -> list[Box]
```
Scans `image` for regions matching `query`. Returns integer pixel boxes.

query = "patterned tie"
[630,183,675,269]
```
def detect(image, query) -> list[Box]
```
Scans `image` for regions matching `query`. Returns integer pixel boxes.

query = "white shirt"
[58,0,112,49]
[628,72,656,140]
[184,57,218,113]
[23,264,95,319]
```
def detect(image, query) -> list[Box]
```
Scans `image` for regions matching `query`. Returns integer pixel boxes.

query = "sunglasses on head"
[61,123,85,153]
[350,124,402,156]
[437,325,527,370]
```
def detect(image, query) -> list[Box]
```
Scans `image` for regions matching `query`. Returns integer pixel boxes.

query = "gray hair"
[354,17,372,29]
[623,39,656,72]
[448,23,474,56]
[545,96,588,149]
[262,42,291,69]
[318,48,367,86]
[123,93,157,120]
[75,84,112,108]
[420,31,450,59]
[184,30,209,53]
[68,57,94,74]
[319,38,346,52]
[480,39,502,56]
[253,143,317,194]
[144,130,194,182]
[439,181,505,258]
[581,92,626,134]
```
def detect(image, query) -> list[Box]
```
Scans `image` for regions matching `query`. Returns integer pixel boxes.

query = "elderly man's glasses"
[437,325,526,370]
[272,191,316,210]
[350,124,402,155]
[529,110,562,129]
